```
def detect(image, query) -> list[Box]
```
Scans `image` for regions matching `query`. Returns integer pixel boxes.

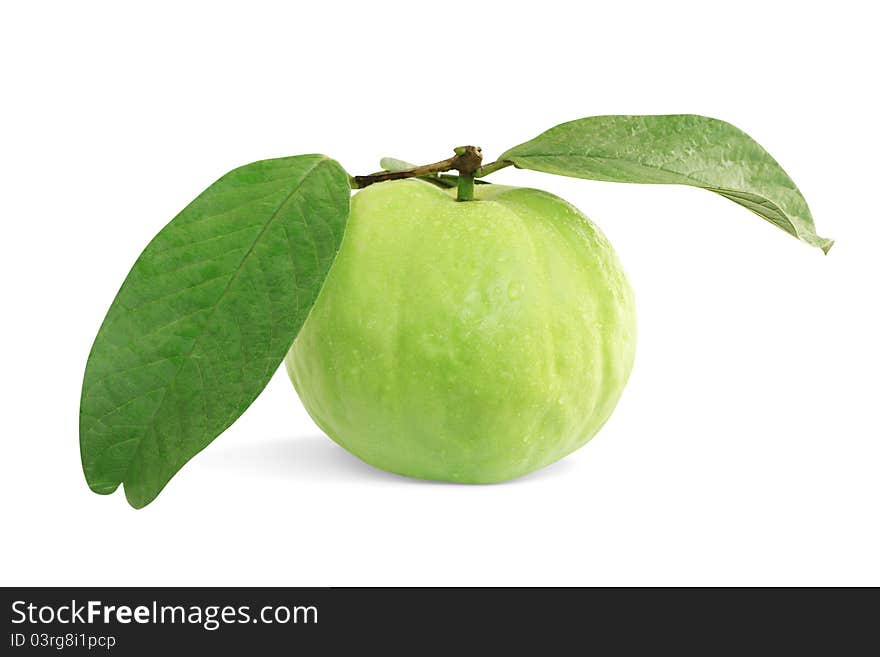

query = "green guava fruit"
[285,179,637,482]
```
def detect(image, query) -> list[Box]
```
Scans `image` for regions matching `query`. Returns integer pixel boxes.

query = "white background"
[2,1,878,586]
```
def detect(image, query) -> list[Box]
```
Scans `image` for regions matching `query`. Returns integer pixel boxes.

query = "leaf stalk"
[475,159,512,178]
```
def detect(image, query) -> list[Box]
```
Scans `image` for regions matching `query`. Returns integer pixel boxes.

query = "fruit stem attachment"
[456,172,475,201]
[352,146,483,197]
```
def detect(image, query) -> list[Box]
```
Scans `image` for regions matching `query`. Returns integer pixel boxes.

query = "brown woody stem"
[352,146,484,191]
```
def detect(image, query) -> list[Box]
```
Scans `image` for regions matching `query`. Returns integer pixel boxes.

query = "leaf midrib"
[506,151,806,238]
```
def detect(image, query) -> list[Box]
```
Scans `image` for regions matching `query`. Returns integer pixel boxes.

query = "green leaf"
[379,157,417,172]
[80,154,351,508]
[500,115,833,253]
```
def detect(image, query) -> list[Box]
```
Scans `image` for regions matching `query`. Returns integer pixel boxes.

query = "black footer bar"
[2,587,874,653]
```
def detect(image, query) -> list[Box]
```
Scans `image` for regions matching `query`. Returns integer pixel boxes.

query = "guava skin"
[286,179,636,483]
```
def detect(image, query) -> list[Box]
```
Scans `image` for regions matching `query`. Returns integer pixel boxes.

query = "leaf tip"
[88,482,120,495]
[124,486,152,510]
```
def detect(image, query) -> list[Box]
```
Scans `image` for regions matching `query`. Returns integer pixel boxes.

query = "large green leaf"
[500,115,832,253]
[80,154,350,508]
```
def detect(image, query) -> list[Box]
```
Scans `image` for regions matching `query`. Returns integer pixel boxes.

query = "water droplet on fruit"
[507,281,524,300]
